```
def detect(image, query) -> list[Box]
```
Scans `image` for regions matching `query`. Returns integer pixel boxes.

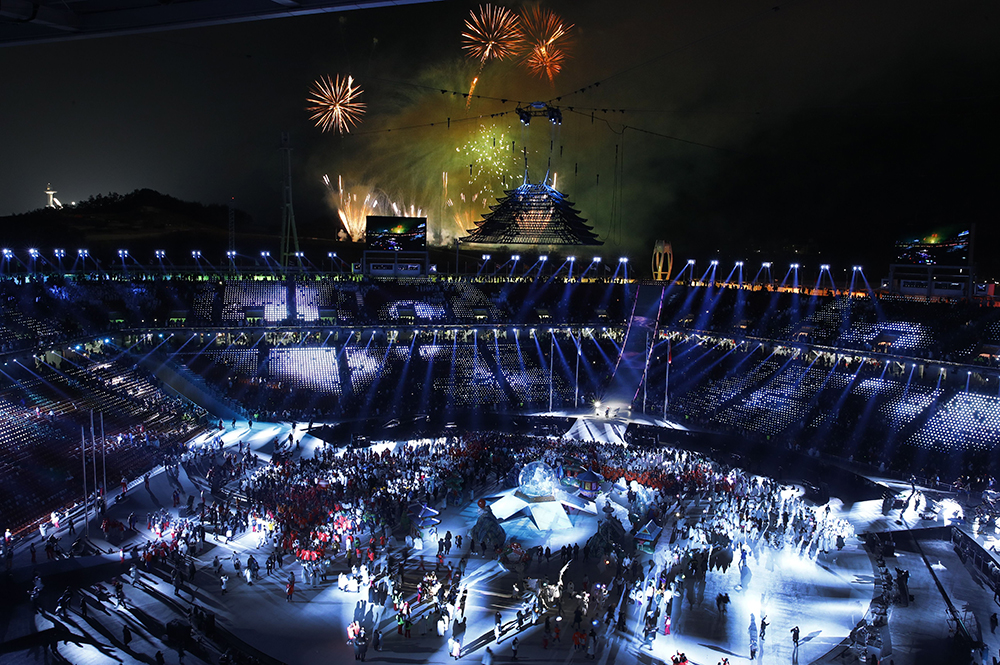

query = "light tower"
[278,133,301,269]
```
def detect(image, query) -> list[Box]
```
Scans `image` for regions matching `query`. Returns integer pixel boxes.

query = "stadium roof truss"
[0,0,443,47]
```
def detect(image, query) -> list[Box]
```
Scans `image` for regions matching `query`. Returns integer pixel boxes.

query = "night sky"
[1,0,997,275]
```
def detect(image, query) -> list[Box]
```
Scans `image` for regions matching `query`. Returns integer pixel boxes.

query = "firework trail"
[323,174,384,242]
[390,201,424,218]
[520,7,573,84]
[324,175,424,241]
[447,192,485,238]
[440,172,477,241]
[461,4,524,105]
[307,75,366,134]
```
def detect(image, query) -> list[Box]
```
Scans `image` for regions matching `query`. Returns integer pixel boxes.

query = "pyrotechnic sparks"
[324,175,425,241]
[324,175,384,242]
[462,4,524,64]
[447,192,485,237]
[307,75,366,134]
[390,201,424,218]
[442,125,516,239]
[520,7,573,83]
[462,4,524,106]
[457,124,517,202]
[441,172,483,240]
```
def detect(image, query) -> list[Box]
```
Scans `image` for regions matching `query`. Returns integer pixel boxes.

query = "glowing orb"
[518,461,558,497]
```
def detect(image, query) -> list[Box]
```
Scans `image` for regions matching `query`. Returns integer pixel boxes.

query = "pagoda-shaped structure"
[461,177,602,246]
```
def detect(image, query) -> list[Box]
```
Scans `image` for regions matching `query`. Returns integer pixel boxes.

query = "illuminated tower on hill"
[45,183,60,208]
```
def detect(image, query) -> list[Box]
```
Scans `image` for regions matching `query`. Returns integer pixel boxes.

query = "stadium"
[0,238,996,665]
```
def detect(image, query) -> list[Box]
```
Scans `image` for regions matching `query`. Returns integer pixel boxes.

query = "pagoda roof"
[460,180,602,246]
[634,519,662,542]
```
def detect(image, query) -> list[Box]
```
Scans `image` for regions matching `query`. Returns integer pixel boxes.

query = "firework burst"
[520,7,573,84]
[462,4,524,64]
[462,4,524,105]
[307,75,366,134]
[458,124,517,202]
[443,124,516,239]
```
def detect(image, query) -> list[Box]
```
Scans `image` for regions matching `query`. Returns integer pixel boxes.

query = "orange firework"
[462,4,524,105]
[306,74,366,134]
[520,7,573,84]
